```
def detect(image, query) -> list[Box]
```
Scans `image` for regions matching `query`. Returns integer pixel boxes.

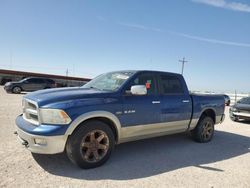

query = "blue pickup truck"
[16,70,225,169]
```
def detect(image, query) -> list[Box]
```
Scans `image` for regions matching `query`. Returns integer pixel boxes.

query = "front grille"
[23,99,40,125]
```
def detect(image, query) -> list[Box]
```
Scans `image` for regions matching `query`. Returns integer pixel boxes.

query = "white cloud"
[172,32,250,47]
[191,0,250,12]
[117,21,250,48]
[117,22,149,30]
[117,22,164,32]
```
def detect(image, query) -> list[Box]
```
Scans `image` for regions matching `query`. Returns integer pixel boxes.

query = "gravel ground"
[0,86,249,188]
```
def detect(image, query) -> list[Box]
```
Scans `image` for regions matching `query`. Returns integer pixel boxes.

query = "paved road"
[0,87,249,187]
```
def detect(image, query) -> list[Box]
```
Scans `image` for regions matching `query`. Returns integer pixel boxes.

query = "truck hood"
[24,87,113,106]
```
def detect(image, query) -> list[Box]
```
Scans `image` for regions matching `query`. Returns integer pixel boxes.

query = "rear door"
[158,73,192,131]
[23,78,46,91]
[22,78,37,91]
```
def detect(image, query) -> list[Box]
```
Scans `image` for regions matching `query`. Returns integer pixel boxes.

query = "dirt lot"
[0,86,249,188]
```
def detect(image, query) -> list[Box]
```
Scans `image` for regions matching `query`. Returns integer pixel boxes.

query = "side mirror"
[131,85,147,95]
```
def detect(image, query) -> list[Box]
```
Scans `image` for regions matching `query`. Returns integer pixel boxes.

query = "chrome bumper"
[232,112,250,118]
[16,126,67,154]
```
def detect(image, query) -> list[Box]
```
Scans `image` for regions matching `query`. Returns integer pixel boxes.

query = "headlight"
[39,109,72,125]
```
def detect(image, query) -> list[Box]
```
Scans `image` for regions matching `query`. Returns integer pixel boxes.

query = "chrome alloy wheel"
[202,121,214,140]
[13,87,21,94]
[80,130,109,163]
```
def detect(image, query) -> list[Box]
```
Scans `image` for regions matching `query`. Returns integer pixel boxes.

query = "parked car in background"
[15,70,225,169]
[223,94,231,106]
[230,97,250,121]
[4,77,56,94]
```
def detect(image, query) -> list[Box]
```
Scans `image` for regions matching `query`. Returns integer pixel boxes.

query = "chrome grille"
[23,99,40,125]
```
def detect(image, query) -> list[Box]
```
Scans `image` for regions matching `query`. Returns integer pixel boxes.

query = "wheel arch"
[65,111,121,143]
[12,85,23,92]
[199,108,216,123]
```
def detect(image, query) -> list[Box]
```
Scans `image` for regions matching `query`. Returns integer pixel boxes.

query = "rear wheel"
[66,120,115,169]
[12,86,21,94]
[192,116,214,143]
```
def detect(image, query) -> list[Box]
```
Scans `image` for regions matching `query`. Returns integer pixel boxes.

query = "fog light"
[34,138,47,145]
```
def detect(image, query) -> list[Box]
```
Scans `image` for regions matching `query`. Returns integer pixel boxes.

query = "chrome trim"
[131,85,147,95]
[119,120,190,143]
[188,118,199,130]
[233,112,250,118]
[16,126,67,154]
[152,101,161,104]
[182,100,190,103]
[23,99,40,126]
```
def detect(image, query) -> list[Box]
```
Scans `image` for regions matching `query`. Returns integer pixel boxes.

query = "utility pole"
[10,49,13,70]
[179,57,188,75]
[66,68,69,87]
[66,68,69,77]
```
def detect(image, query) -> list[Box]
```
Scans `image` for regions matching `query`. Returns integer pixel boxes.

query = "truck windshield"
[82,71,134,91]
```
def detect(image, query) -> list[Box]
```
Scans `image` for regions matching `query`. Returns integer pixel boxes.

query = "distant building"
[0,69,91,87]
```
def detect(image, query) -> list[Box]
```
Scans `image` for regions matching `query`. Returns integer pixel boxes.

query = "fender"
[189,107,217,130]
[65,111,122,142]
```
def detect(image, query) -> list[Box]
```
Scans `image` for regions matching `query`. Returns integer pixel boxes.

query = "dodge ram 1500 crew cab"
[16,70,225,169]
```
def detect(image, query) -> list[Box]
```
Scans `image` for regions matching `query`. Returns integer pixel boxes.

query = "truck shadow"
[32,130,250,180]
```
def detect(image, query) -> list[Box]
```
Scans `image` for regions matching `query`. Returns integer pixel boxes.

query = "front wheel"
[66,120,115,169]
[12,86,22,94]
[230,115,239,122]
[191,116,215,143]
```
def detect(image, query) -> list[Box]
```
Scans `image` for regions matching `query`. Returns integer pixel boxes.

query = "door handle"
[152,101,161,104]
[182,100,190,103]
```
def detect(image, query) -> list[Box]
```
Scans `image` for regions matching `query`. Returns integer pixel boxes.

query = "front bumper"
[15,115,68,154]
[230,111,250,120]
[16,127,67,154]
[4,85,12,93]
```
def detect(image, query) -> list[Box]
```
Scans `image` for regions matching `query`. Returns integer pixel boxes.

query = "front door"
[120,72,161,127]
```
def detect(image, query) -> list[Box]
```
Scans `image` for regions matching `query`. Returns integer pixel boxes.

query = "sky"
[0,0,250,93]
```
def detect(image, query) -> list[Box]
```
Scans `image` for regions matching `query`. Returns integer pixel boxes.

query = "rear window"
[27,78,45,83]
[159,75,183,95]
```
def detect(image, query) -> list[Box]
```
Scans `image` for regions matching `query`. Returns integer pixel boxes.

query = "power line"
[179,57,188,75]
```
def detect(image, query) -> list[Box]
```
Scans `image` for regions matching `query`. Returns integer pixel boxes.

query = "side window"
[127,73,156,95]
[29,78,45,84]
[46,79,55,84]
[159,75,183,95]
[25,78,35,83]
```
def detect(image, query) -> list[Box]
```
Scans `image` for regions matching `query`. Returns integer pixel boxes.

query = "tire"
[191,116,215,143]
[66,120,115,169]
[230,115,239,122]
[12,86,22,94]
